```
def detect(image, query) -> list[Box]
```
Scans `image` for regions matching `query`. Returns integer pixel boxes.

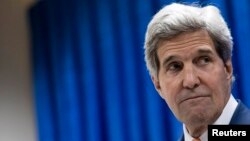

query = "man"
[144,2,250,141]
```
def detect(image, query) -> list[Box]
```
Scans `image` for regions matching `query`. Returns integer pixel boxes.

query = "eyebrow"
[162,48,214,67]
[197,48,213,55]
[162,55,179,67]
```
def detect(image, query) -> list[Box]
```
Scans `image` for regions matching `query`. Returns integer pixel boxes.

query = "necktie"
[192,138,201,141]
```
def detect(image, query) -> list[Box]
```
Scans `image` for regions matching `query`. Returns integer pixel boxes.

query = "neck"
[186,124,206,138]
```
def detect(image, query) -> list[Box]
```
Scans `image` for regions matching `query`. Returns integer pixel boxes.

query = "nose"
[182,66,200,89]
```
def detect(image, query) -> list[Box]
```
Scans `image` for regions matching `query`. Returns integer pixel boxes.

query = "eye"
[167,62,183,72]
[197,56,211,66]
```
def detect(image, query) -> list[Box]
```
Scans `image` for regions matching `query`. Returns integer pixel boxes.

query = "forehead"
[157,29,216,59]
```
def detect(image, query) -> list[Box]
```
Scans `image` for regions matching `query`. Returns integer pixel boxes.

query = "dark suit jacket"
[178,100,250,141]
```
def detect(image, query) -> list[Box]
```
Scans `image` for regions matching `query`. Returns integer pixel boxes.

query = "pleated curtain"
[28,0,250,141]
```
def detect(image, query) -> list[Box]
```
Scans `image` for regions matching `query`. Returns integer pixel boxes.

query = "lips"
[177,92,211,105]
[182,95,210,103]
[176,85,212,105]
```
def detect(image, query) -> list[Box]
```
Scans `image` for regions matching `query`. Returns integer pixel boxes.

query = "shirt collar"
[183,94,238,141]
[213,94,238,125]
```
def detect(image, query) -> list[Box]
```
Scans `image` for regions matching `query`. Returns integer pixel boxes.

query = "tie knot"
[192,138,201,141]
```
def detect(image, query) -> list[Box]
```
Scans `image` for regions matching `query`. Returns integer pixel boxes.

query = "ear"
[224,60,233,81]
[151,75,163,98]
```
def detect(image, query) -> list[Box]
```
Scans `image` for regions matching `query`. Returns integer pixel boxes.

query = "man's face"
[152,30,233,127]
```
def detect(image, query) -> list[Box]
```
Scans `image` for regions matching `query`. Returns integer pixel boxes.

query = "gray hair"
[144,3,233,78]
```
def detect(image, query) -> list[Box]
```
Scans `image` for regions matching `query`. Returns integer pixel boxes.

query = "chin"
[186,113,209,126]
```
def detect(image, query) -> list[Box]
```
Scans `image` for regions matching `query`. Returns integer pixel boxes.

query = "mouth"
[179,95,210,104]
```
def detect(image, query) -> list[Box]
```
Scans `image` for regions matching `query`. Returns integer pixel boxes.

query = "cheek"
[160,79,181,110]
[201,70,230,104]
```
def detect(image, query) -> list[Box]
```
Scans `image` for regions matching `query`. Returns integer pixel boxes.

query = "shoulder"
[230,99,250,124]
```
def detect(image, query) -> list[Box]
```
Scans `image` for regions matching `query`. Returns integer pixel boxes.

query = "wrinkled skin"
[152,30,233,137]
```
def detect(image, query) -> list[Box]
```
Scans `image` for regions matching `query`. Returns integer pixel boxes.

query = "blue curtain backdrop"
[28,0,250,141]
